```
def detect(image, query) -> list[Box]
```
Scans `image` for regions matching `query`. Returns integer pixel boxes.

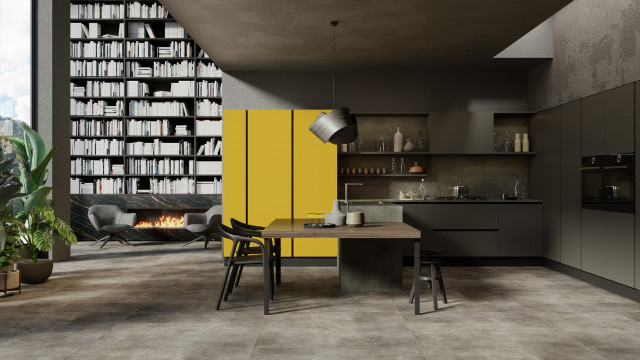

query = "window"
[0,0,32,129]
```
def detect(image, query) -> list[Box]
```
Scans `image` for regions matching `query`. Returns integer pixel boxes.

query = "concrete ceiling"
[159,0,572,71]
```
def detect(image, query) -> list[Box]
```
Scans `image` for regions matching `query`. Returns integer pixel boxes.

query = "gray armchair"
[183,205,222,248]
[88,205,137,249]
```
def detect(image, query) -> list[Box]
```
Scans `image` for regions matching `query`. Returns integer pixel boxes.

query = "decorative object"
[340,144,348,152]
[514,180,520,199]
[357,137,365,152]
[523,133,530,152]
[1,269,21,297]
[382,168,387,174]
[308,22,357,144]
[403,138,415,152]
[393,127,404,152]
[363,168,368,174]
[9,123,77,282]
[503,131,513,152]
[376,168,381,174]
[377,137,386,152]
[346,212,364,227]
[418,178,427,199]
[418,130,425,151]
[16,259,53,284]
[514,133,521,152]
[400,157,406,174]
[391,158,397,174]
[493,132,497,152]
[325,200,346,226]
[398,190,409,199]
[348,142,356,152]
[408,162,424,174]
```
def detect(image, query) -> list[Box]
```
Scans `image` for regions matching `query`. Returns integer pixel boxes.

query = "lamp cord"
[331,21,337,109]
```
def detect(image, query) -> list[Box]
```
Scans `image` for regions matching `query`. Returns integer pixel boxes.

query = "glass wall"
[0,0,32,130]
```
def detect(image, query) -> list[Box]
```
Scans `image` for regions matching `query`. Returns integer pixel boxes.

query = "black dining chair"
[216,224,274,315]
[230,218,282,289]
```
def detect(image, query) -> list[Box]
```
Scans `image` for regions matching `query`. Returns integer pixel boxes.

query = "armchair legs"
[90,234,134,249]
[183,234,220,249]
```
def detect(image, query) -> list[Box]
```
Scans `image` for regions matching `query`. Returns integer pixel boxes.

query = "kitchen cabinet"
[635,81,640,290]
[560,100,582,268]
[499,204,541,256]
[581,209,606,277]
[427,111,493,153]
[223,110,247,257]
[435,231,499,257]
[433,204,498,229]
[605,212,634,287]
[581,92,606,156]
[402,203,434,253]
[605,83,634,154]
[529,106,561,261]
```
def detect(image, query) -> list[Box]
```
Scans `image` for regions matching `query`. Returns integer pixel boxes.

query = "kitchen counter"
[342,198,542,204]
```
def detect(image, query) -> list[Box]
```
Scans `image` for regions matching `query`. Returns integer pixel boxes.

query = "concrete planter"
[1,269,21,296]
[16,260,53,284]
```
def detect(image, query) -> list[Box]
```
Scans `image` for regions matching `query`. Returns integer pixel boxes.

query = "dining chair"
[88,205,137,249]
[230,218,282,289]
[216,224,274,315]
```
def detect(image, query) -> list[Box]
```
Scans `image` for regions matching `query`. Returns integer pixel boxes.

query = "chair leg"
[431,264,438,310]
[183,235,204,247]
[409,262,422,304]
[269,260,275,300]
[90,235,110,246]
[204,235,209,249]
[224,264,239,300]
[436,264,447,304]
[275,239,282,286]
[99,234,113,249]
[234,265,244,287]
[216,260,234,310]
[121,238,134,246]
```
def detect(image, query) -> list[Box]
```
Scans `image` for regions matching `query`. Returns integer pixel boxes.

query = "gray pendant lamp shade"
[309,107,358,144]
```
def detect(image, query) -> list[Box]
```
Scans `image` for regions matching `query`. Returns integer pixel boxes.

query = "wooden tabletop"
[262,218,421,239]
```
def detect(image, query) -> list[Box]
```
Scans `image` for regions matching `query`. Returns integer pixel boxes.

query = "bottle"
[391,158,397,174]
[378,137,386,152]
[514,180,520,199]
[357,137,365,152]
[393,127,403,152]
[503,131,513,152]
[418,178,427,199]
[522,133,530,152]
[514,133,521,152]
[418,130,425,151]
[400,157,406,174]
[493,132,497,152]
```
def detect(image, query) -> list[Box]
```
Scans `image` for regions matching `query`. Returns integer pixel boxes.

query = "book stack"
[153,60,194,77]
[174,125,190,136]
[127,119,171,136]
[70,3,124,19]
[196,178,222,194]
[71,119,123,136]
[126,41,157,58]
[79,182,95,194]
[196,138,221,156]
[126,80,150,96]
[127,100,189,116]
[197,49,210,58]
[85,81,124,97]
[196,80,221,97]
[70,99,124,116]
[156,41,192,58]
[71,139,124,156]
[196,99,222,116]
[70,60,124,77]
[127,158,185,175]
[88,23,101,38]
[70,23,88,38]
[195,161,222,175]
[197,61,222,77]
[70,83,85,97]
[93,178,125,194]
[131,177,195,194]
[127,62,153,77]
[127,22,146,38]
[112,164,125,175]
[170,81,194,96]
[126,140,191,155]
[127,1,168,19]
[70,41,123,58]
[165,23,185,38]
[195,120,222,136]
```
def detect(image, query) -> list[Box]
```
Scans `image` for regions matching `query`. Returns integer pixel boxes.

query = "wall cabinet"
[581,93,606,156]
[560,100,582,268]
[499,204,541,256]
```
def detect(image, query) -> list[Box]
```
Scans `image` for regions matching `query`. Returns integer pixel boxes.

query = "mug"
[346,212,365,227]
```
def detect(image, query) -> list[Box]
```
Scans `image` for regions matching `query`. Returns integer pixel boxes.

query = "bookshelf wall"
[69,0,223,195]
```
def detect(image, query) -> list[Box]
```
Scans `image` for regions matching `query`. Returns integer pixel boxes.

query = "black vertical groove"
[291,110,295,257]
[245,110,248,223]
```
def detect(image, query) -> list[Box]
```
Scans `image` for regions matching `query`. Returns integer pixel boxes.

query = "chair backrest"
[230,218,263,237]
[218,224,265,257]
[88,205,124,230]
[205,205,222,222]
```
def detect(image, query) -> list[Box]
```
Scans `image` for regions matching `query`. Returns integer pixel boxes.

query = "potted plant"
[0,144,25,295]
[8,123,77,284]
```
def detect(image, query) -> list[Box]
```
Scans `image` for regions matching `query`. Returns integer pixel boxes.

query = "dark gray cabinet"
[435,231,499,257]
[402,204,434,254]
[433,204,498,229]
[560,100,582,268]
[635,81,640,290]
[427,111,493,153]
[581,92,606,156]
[581,209,606,277]
[605,83,634,154]
[499,204,541,256]
[605,212,634,287]
[529,107,561,261]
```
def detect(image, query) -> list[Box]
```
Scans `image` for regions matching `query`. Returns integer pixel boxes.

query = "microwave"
[581,154,634,213]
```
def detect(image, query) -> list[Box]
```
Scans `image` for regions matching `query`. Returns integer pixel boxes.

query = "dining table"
[262,218,423,315]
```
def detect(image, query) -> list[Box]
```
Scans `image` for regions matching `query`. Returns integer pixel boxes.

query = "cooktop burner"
[435,196,486,201]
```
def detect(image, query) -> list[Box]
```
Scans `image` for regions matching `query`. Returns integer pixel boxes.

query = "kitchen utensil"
[346,212,365,227]
[452,184,468,199]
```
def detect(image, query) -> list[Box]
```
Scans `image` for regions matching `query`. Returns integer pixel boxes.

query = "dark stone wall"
[529,0,640,111]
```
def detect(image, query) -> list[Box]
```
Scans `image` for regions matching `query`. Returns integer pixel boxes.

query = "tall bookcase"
[69,0,223,196]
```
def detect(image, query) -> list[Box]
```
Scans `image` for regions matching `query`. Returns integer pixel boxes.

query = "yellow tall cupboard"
[222,110,246,257]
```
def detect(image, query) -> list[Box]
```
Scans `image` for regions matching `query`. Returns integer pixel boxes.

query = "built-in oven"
[581,154,634,213]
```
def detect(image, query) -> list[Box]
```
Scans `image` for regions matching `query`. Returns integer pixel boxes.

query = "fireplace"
[126,207,208,241]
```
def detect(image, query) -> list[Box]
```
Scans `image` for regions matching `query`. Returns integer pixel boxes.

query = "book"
[197,144,205,155]
[89,23,101,38]
[144,24,155,38]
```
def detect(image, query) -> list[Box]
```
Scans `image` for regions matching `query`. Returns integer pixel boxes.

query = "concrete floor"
[2,242,640,360]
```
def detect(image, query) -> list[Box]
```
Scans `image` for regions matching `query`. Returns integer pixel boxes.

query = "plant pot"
[1,269,21,296]
[16,259,53,284]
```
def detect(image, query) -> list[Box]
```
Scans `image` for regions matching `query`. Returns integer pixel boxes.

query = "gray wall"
[37,0,71,261]
[224,70,529,112]
[529,0,640,111]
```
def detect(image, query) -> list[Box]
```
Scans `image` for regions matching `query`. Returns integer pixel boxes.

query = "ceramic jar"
[325,200,346,226]
[403,139,415,152]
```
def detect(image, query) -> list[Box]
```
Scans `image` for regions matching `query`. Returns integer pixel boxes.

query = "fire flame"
[135,215,185,228]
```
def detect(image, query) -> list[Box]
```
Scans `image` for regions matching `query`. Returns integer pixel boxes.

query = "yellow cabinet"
[293,110,337,257]
[223,109,337,258]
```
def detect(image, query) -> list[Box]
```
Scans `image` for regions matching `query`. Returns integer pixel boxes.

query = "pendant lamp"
[309,21,358,144]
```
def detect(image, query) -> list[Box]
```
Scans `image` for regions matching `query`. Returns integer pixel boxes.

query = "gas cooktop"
[435,196,486,201]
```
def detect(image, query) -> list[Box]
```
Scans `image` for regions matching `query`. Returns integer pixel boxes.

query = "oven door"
[582,154,634,214]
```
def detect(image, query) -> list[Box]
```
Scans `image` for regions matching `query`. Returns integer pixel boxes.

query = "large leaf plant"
[0,145,25,271]
[9,123,76,263]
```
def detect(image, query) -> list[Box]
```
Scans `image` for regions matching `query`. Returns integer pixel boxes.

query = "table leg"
[275,238,282,286]
[414,238,420,315]
[263,237,271,315]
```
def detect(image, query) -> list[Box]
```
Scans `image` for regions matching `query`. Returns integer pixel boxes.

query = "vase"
[522,133,530,152]
[408,161,423,173]
[514,133,521,152]
[393,127,403,152]
[1,270,21,297]
[403,139,415,152]
[325,200,346,226]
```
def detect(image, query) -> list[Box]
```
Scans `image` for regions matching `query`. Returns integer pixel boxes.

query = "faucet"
[344,183,362,213]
